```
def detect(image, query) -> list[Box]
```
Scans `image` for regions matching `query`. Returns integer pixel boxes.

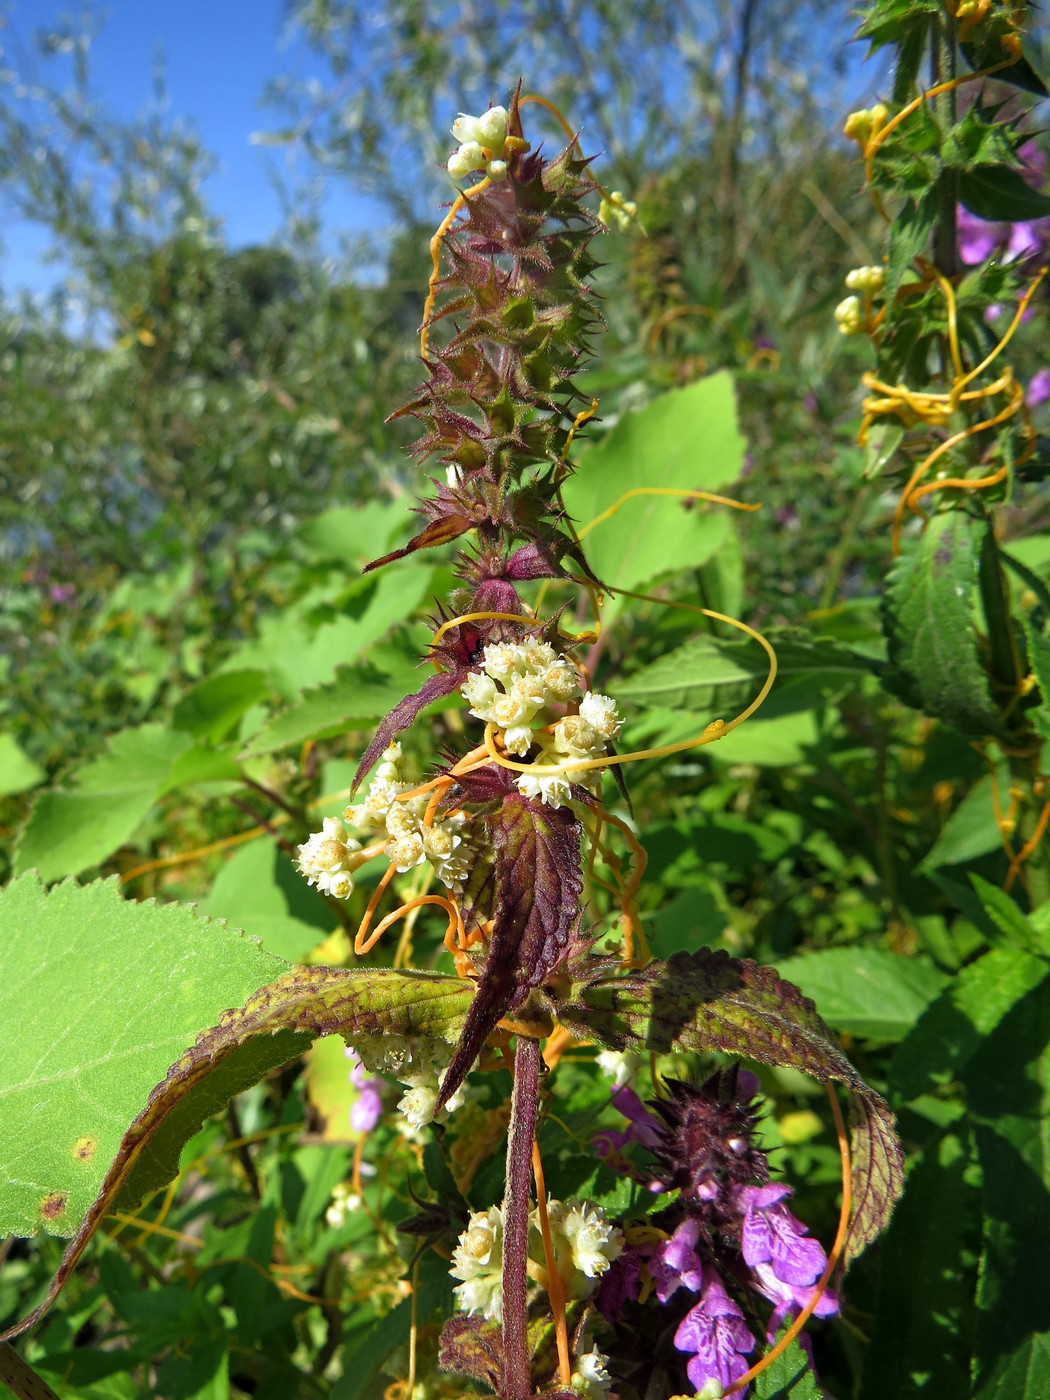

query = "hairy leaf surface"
[0,875,472,1342]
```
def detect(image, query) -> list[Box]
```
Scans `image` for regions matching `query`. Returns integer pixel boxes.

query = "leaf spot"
[71,1136,98,1165]
[38,1191,68,1222]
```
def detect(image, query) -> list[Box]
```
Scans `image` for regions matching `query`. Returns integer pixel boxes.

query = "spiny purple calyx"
[646,1069,770,1216]
[369,88,604,582]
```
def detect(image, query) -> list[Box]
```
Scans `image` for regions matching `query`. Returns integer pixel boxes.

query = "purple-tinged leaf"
[439,793,583,1108]
[438,1315,504,1391]
[351,668,465,793]
[555,949,905,1267]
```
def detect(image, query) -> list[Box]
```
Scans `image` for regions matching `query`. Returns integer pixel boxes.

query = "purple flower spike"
[737,1184,828,1287]
[675,1264,756,1396]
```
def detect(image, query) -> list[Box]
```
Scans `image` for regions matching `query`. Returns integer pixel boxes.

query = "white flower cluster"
[325,1180,362,1228]
[451,1205,505,1322]
[542,1198,624,1297]
[350,1033,469,1134]
[353,743,473,887]
[451,1197,623,1330]
[298,744,471,898]
[295,817,366,900]
[462,641,623,809]
[447,105,510,183]
[835,265,885,337]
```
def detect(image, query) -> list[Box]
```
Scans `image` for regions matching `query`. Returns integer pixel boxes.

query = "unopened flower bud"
[845,264,885,293]
[476,105,508,148]
[487,159,508,181]
[834,294,866,335]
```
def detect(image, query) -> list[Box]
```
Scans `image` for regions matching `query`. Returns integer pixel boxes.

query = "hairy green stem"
[502,1037,541,1400]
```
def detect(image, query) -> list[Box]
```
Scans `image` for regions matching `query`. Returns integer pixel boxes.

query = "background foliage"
[1,1,1050,1397]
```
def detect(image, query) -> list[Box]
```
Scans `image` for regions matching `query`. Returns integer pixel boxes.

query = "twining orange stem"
[531,1141,572,1387]
[1005,798,1050,893]
[354,861,399,955]
[362,893,464,957]
[725,1083,852,1395]
[422,178,491,359]
[576,487,760,541]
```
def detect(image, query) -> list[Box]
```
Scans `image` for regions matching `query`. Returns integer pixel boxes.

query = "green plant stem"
[931,13,960,278]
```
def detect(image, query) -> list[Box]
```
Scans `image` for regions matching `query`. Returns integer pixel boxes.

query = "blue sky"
[2,0,384,295]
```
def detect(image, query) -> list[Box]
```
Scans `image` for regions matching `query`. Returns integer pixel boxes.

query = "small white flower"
[375,743,403,784]
[579,691,622,741]
[552,713,603,761]
[390,832,426,872]
[547,1199,623,1289]
[482,642,523,682]
[296,817,363,898]
[476,105,508,147]
[503,723,536,756]
[325,1181,361,1228]
[517,767,572,809]
[452,1206,504,1321]
[571,1349,613,1400]
[542,659,582,703]
[398,1083,439,1130]
[462,670,498,716]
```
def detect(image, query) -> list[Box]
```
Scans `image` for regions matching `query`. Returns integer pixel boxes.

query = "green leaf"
[963,981,1050,1399]
[774,948,947,1043]
[222,565,433,700]
[241,660,418,758]
[0,873,473,1341]
[752,1335,821,1399]
[562,372,745,615]
[0,735,45,798]
[959,165,1050,221]
[859,1131,980,1400]
[13,725,194,882]
[199,838,333,961]
[558,950,905,1265]
[298,500,408,565]
[883,513,1004,738]
[890,947,1049,1101]
[0,874,287,1241]
[921,773,1005,868]
[618,630,871,714]
[886,187,939,298]
[969,873,1047,955]
[961,43,1048,98]
[171,670,270,744]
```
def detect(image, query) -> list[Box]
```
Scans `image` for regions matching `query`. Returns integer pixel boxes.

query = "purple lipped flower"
[737,1183,828,1287]
[958,206,1001,265]
[346,1047,384,1133]
[650,1218,705,1303]
[1026,368,1050,408]
[751,1261,839,1338]
[674,1263,756,1396]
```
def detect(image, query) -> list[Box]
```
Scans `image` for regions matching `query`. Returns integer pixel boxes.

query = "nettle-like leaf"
[882,512,1007,740]
[554,949,905,1266]
[0,874,473,1343]
[439,792,583,1108]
